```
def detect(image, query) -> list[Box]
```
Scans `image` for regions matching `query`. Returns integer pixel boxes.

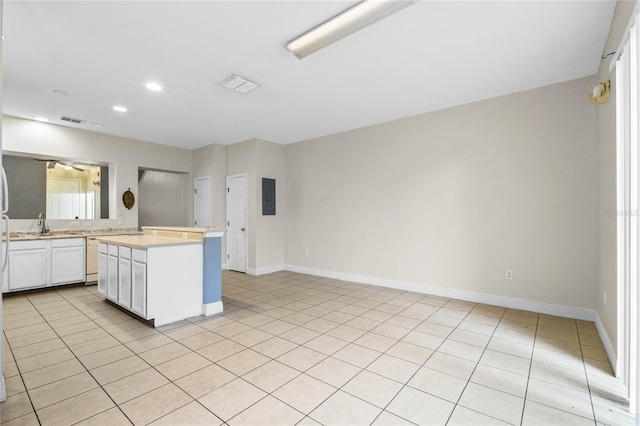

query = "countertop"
[8,228,140,241]
[97,234,203,249]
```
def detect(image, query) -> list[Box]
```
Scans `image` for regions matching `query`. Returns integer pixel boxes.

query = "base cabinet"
[8,241,48,291]
[97,251,107,295]
[99,243,147,317]
[131,260,147,317]
[51,239,86,285]
[4,238,85,292]
[118,256,132,309]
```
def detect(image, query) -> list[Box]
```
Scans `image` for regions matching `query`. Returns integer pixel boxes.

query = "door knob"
[241,227,245,232]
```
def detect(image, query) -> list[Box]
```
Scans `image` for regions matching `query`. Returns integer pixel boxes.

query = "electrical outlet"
[182,232,188,239]
[82,221,92,227]
[100,220,109,227]
[70,221,81,228]
[304,249,310,257]
[506,270,514,280]
[604,291,607,306]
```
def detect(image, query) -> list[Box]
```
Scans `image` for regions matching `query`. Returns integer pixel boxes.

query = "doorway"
[226,174,247,273]
[138,168,189,229]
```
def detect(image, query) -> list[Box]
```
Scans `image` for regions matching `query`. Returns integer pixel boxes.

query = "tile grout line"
[575,320,600,426]
[517,309,540,426]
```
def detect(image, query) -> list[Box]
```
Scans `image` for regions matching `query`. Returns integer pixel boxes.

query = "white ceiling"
[2,1,616,150]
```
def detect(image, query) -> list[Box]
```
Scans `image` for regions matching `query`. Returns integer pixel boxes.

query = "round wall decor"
[122,188,135,209]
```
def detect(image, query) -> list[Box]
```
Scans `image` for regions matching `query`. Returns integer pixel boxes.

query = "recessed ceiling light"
[113,106,128,112]
[34,116,49,122]
[90,122,104,128]
[145,82,162,91]
[53,90,69,96]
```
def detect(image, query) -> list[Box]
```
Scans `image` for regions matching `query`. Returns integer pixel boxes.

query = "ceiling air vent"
[219,74,259,94]
[59,116,84,124]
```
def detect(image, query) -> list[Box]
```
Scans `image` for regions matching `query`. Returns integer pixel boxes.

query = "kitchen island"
[97,227,224,326]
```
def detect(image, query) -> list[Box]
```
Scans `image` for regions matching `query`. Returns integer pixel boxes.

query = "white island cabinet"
[97,234,203,327]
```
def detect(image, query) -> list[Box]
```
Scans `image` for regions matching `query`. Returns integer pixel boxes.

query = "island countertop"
[96,234,202,249]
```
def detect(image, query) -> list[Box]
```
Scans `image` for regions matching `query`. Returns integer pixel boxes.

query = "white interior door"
[46,178,82,219]
[194,177,212,228]
[226,174,247,272]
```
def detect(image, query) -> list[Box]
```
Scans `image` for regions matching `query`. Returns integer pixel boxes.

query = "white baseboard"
[202,301,224,316]
[247,265,285,276]
[0,374,6,402]
[595,312,619,377]
[284,264,597,322]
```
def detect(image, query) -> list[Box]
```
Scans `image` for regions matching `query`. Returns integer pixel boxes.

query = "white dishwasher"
[86,237,99,284]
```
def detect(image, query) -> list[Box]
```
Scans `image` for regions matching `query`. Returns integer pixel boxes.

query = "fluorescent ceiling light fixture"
[34,116,49,122]
[146,82,163,91]
[219,75,260,94]
[113,106,128,112]
[286,0,418,59]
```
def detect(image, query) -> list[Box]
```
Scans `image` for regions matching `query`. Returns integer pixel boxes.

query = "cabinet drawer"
[132,249,146,263]
[98,243,107,254]
[11,240,47,251]
[119,246,132,259]
[108,245,119,256]
[52,238,84,248]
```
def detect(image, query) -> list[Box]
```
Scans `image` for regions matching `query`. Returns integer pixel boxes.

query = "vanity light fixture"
[285,0,418,59]
[145,82,162,91]
[113,106,128,112]
[34,116,49,122]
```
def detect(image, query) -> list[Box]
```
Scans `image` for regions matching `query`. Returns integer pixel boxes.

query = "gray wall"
[3,155,45,219]
[138,169,189,229]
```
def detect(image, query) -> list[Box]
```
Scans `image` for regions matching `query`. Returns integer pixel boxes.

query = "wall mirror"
[3,153,112,220]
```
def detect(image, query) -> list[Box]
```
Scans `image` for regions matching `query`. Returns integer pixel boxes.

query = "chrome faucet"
[38,212,49,234]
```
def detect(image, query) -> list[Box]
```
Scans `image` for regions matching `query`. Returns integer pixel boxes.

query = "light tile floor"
[0,271,636,425]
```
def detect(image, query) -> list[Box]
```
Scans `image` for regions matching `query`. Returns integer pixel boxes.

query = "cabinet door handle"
[240,227,246,232]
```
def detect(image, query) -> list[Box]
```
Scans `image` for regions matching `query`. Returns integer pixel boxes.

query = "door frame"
[193,176,212,228]
[226,173,248,272]
[615,13,640,414]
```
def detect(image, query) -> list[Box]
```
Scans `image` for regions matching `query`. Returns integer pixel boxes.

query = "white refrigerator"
[1,0,6,403]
